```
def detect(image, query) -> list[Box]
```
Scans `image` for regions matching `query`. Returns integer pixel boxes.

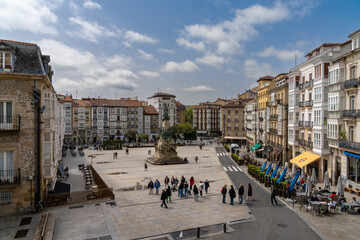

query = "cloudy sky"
[1,0,359,104]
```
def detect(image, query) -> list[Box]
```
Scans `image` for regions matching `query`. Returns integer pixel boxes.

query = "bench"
[345,186,360,196]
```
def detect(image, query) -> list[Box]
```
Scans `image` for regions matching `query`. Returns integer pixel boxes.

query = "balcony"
[270,114,278,120]
[299,83,304,90]
[299,121,304,127]
[259,128,264,133]
[246,127,252,131]
[0,115,21,131]
[259,117,264,122]
[305,100,313,107]
[344,78,360,89]
[304,141,313,148]
[269,128,277,133]
[0,169,21,187]
[305,79,314,89]
[304,121,313,128]
[246,119,252,122]
[299,101,304,107]
[339,140,360,152]
[342,110,357,119]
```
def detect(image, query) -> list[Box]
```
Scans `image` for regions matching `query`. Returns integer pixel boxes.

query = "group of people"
[147,175,210,208]
[221,183,253,205]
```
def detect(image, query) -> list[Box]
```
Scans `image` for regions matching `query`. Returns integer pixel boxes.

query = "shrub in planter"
[265,174,271,187]
[238,159,244,165]
[270,178,278,186]
[224,144,230,152]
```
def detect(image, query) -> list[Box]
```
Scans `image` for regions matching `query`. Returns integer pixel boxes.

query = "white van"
[230,144,239,152]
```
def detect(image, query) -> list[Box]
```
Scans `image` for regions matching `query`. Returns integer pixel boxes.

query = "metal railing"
[270,114,278,119]
[0,169,21,186]
[0,115,21,131]
[344,78,359,89]
[305,100,313,107]
[342,110,357,118]
[246,127,252,131]
[259,117,264,122]
[269,128,277,133]
[299,121,304,127]
[299,83,304,90]
[299,101,304,107]
[339,140,360,152]
[304,121,313,128]
[305,79,314,89]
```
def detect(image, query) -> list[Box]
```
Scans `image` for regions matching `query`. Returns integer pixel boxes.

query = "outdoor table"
[344,203,360,213]
[310,201,322,215]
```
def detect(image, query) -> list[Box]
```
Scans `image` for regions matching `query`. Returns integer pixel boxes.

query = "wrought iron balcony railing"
[344,78,359,89]
[0,115,21,131]
[299,101,304,107]
[342,110,357,119]
[304,121,313,128]
[299,121,304,127]
[339,140,360,152]
[0,169,21,186]
[305,100,313,107]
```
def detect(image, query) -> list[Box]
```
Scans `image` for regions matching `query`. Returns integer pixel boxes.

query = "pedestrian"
[154,179,161,195]
[247,183,254,201]
[229,185,236,205]
[113,152,116,159]
[126,148,129,155]
[189,176,195,190]
[166,186,172,203]
[184,181,189,197]
[178,182,184,197]
[148,149,151,155]
[181,175,185,185]
[164,176,170,189]
[271,186,278,205]
[175,177,179,189]
[195,156,198,164]
[148,180,154,195]
[204,179,210,194]
[160,189,168,208]
[193,185,199,201]
[199,182,204,197]
[171,176,175,186]
[144,162,148,171]
[238,184,244,204]
[221,185,227,203]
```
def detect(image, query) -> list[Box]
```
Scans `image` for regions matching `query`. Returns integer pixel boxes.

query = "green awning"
[251,144,262,151]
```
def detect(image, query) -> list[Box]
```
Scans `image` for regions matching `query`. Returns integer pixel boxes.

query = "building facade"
[148,93,177,128]
[245,100,258,147]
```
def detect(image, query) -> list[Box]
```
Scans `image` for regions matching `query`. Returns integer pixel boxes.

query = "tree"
[185,107,193,124]
[177,122,197,140]
[140,134,149,141]
[125,130,137,141]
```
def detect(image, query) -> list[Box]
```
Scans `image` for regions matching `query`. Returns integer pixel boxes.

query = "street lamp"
[87,154,96,165]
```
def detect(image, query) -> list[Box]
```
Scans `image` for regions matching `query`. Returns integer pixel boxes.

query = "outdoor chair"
[329,204,338,214]
[312,204,321,216]
[320,204,329,214]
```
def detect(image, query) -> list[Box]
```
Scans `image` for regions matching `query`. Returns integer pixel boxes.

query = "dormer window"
[0,51,12,71]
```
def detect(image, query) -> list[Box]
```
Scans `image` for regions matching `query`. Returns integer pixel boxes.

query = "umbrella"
[265,163,272,175]
[289,171,301,192]
[301,168,305,180]
[324,171,330,190]
[306,176,312,196]
[337,176,344,196]
[271,165,279,179]
[260,161,267,173]
[292,163,296,173]
[311,168,317,185]
[276,167,287,183]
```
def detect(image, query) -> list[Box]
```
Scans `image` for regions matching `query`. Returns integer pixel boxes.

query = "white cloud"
[39,39,138,92]
[139,71,160,78]
[83,0,102,9]
[243,59,274,78]
[179,2,290,55]
[176,38,205,52]
[137,49,154,60]
[183,85,215,92]
[125,30,156,44]
[161,60,199,73]
[0,0,58,35]
[253,46,302,61]
[158,48,174,54]
[68,16,119,42]
[195,54,227,68]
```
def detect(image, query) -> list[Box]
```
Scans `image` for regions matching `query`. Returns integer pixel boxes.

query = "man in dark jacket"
[161,189,168,208]
[229,185,236,205]
[271,187,278,205]
[238,184,244,204]
[222,185,227,203]
[204,179,210,194]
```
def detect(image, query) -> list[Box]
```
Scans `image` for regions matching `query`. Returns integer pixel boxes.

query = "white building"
[148,93,177,128]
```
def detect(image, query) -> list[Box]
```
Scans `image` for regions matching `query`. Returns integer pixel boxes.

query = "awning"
[251,144,262,151]
[224,136,247,140]
[290,152,321,169]
[344,151,360,159]
[248,140,254,144]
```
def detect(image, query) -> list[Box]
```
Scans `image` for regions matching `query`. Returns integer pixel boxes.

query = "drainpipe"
[33,80,41,210]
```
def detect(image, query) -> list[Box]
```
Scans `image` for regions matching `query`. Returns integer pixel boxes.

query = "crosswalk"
[217,152,229,156]
[223,166,243,172]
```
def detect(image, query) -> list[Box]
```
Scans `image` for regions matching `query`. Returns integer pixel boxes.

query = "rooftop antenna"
[157,88,160,93]
[76,89,78,99]
[295,53,297,66]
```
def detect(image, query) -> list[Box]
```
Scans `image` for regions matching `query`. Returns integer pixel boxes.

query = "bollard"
[197,227,200,238]
[223,223,227,233]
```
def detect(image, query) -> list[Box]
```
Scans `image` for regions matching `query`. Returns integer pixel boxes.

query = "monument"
[146,103,187,165]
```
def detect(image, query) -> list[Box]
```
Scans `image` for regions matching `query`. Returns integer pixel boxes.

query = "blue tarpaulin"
[260,162,267,173]
[265,163,272,175]
[271,165,279,179]
[276,167,287,183]
[289,171,301,192]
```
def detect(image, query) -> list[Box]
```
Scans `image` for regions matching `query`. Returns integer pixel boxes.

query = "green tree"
[177,122,197,140]
[140,134,149,141]
[185,107,193,124]
[125,130,137,141]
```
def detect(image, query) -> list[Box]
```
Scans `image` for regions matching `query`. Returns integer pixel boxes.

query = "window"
[289,93,294,106]
[0,101,12,126]
[327,121,338,139]
[350,96,356,110]
[348,157,360,183]
[328,94,339,111]
[329,68,339,84]
[0,192,12,204]
[0,51,12,70]
[0,151,14,182]
[349,126,355,142]
[314,110,321,125]
[314,87,322,102]
[314,133,321,148]
[350,66,356,79]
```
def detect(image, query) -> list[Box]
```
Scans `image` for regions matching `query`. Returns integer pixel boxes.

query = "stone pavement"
[50,145,252,240]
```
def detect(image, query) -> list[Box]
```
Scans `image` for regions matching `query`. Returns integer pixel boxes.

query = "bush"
[224,144,230,152]
[232,153,243,165]
[271,178,278,186]
[278,182,287,190]
[102,140,123,150]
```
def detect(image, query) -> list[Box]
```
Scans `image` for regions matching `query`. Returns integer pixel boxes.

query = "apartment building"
[148,93,177,127]
[267,74,290,165]
[59,95,73,144]
[220,100,247,145]
[0,39,62,215]
[176,101,186,125]
[193,99,229,136]
[89,98,109,143]
[72,99,91,144]
[245,100,258,147]
[288,69,301,159]
[237,86,258,101]
[257,76,274,156]
[143,105,159,137]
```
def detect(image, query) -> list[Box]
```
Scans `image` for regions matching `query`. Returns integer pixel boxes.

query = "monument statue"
[146,103,187,165]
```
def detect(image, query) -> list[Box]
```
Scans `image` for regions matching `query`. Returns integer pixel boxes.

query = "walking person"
[229,185,236,205]
[164,176,170,189]
[148,180,154,195]
[178,182,184,197]
[154,179,161,195]
[199,182,204,197]
[166,186,172,203]
[193,185,199,201]
[160,189,168,208]
[204,179,210,194]
[184,181,189,197]
[189,176,195,190]
[221,185,227,203]
[238,184,244,204]
[144,162,148,171]
[247,183,254,201]
[175,177,179,190]
[148,149,151,155]
[195,156,198,164]
[271,186,278,205]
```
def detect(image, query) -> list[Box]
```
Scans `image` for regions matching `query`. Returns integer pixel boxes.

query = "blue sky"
[1,0,360,105]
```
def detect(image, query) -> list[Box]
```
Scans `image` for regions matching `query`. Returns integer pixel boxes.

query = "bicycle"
[20,201,44,215]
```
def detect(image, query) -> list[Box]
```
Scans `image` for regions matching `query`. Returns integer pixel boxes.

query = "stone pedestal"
[146,139,187,165]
